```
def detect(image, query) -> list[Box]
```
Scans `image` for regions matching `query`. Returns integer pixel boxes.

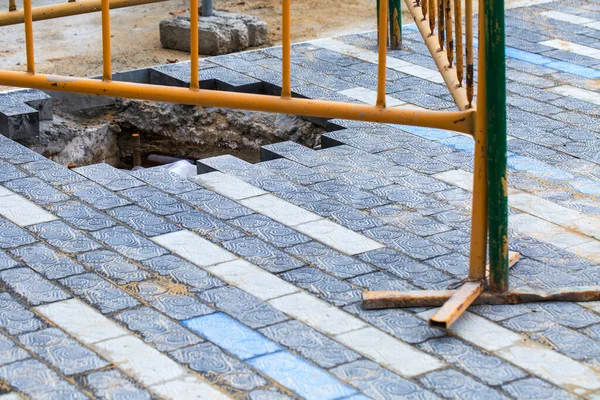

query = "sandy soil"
[0,0,546,91]
[0,0,390,80]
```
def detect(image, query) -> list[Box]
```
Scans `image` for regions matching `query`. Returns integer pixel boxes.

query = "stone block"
[0,104,39,140]
[160,11,268,56]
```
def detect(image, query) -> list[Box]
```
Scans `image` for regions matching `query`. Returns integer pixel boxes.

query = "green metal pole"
[484,0,508,292]
[389,0,402,49]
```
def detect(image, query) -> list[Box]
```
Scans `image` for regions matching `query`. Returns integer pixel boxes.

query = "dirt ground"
[0,0,395,81]
[0,0,544,91]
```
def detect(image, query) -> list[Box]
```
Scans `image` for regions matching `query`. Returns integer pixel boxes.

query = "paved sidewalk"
[2,0,600,398]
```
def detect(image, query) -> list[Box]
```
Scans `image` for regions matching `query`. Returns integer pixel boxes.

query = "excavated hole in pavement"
[21,98,326,169]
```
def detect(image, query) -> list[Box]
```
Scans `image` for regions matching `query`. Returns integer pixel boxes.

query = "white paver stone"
[0,194,58,226]
[434,169,473,191]
[94,335,188,386]
[540,39,600,59]
[293,218,384,255]
[335,327,444,377]
[151,376,232,400]
[417,309,524,351]
[268,292,366,336]
[240,194,322,226]
[549,85,600,106]
[193,172,266,200]
[208,259,299,300]
[540,11,594,25]
[509,214,592,249]
[498,343,600,393]
[35,299,128,344]
[567,241,600,264]
[339,87,406,107]
[153,230,236,267]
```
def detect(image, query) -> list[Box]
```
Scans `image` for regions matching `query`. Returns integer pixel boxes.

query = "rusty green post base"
[389,0,402,49]
[484,0,508,292]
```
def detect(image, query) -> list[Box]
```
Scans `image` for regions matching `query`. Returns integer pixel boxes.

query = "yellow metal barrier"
[6,0,598,328]
[0,0,476,134]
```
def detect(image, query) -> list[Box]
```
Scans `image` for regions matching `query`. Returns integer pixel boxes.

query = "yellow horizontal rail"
[0,71,475,134]
[0,0,167,26]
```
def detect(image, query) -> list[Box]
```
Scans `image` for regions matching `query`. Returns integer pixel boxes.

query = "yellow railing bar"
[101,0,111,80]
[0,71,475,133]
[428,0,435,35]
[454,0,463,86]
[376,0,388,108]
[437,0,444,50]
[445,0,453,68]
[468,0,487,281]
[23,0,34,73]
[190,0,199,91]
[8,0,16,11]
[281,0,291,98]
[403,0,469,110]
[465,0,474,106]
[0,0,167,27]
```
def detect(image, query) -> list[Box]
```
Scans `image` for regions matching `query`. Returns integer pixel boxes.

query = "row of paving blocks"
[0,46,358,141]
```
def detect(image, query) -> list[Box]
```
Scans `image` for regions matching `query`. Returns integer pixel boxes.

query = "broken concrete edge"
[159,11,268,56]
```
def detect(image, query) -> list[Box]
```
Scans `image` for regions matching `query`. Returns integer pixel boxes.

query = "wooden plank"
[429,281,484,329]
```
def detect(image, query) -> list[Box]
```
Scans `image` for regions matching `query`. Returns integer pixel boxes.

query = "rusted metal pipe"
[0,0,167,26]
[468,32,488,282]
[465,0,474,106]
[389,0,402,49]
[454,0,463,86]
[444,0,453,68]
[0,71,476,134]
[428,0,435,35]
[132,133,142,168]
[377,0,388,107]
[281,0,291,98]
[438,0,444,50]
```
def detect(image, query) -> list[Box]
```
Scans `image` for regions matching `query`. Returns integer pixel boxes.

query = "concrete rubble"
[160,10,268,55]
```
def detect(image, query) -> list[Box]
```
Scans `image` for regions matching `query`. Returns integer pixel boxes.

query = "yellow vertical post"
[428,0,435,35]
[465,0,474,106]
[190,0,199,90]
[281,0,291,98]
[9,0,16,11]
[445,0,453,68]
[377,0,388,108]
[454,0,463,85]
[438,0,444,50]
[23,0,34,73]
[468,0,487,281]
[101,0,111,80]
